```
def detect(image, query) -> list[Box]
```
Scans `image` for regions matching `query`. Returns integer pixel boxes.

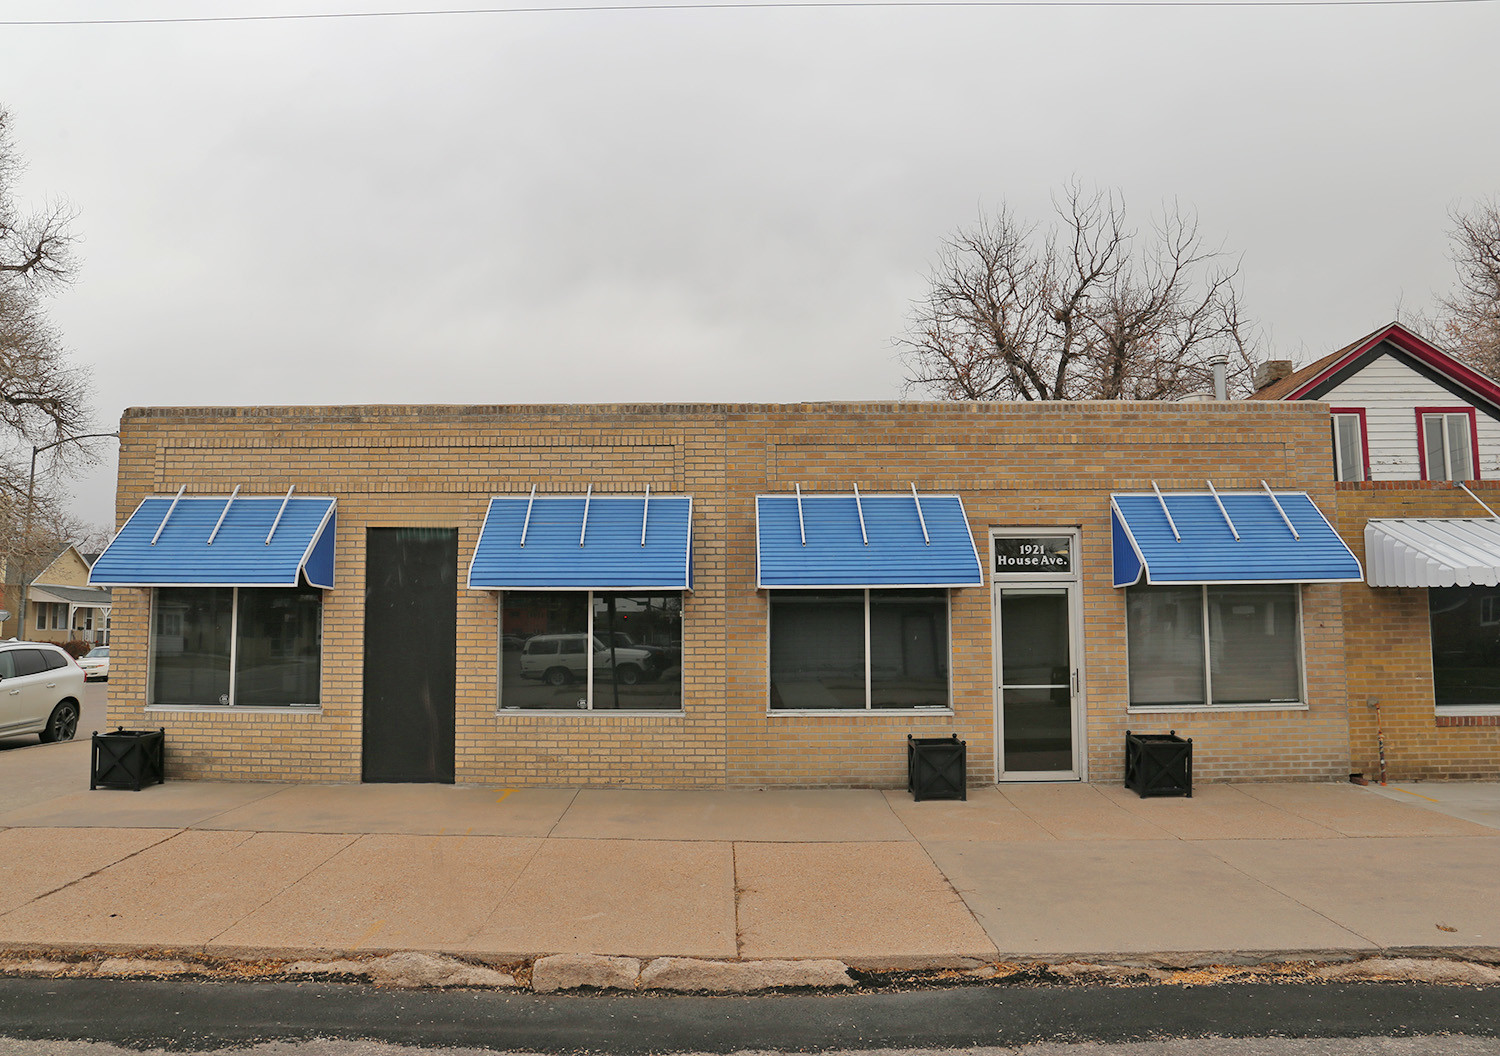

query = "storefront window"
[234,588,323,706]
[500,591,683,711]
[1127,584,1302,708]
[151,588,233,706]
[1429,586,1500,708]
[150,587,321,707]
[769,589,950,711]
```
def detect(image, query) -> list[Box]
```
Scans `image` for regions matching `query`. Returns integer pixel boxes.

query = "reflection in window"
[151,588,233,706]
[1430,586,1500,708]
[501,591,682,711]
[1127,585,1301,708]
[769,589,949,711]
[235,588,323,706]
[1331,412,1366,482]
[1422,412,1476,481]
[150,587,321,707]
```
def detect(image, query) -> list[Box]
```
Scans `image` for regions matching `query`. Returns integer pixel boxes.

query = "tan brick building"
[94,398,1362,788]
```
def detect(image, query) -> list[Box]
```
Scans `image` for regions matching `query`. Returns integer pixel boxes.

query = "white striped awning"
[1365,518,1500,587]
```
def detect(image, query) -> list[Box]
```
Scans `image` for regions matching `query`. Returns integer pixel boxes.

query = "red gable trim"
[1284,322,1500,407]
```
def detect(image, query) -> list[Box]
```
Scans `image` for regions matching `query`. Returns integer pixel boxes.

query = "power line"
[0,0,1493,24]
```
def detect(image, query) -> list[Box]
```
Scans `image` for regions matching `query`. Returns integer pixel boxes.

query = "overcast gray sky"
[1,0,1496,528]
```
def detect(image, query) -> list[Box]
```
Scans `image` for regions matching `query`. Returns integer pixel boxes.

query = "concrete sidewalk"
[2,739,1499,972]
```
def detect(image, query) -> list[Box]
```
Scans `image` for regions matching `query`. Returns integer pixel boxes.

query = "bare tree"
[0,105,95,621]
[1435,198,1500,375]
[899,183,1256,401]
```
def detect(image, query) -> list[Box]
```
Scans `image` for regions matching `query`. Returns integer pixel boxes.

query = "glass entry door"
[991,530,1082,781]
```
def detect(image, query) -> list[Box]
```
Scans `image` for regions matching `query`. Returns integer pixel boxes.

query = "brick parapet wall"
[110,399,1351,786]
[1332,483,1500,780]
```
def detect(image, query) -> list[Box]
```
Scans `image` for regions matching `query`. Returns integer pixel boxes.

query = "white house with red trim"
[1250,322,1500,483]
[1253,322,1500,781]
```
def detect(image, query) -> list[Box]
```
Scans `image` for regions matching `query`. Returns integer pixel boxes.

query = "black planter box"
[1124,730,1192,798]
[907,735,967,801]
[91,728,165,791]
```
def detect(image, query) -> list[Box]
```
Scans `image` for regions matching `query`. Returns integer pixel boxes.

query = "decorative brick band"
[1436,714,1500,727]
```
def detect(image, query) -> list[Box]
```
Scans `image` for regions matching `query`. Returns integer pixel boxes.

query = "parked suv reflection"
[518,633,656,686]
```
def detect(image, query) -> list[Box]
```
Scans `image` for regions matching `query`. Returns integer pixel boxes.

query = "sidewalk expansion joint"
[0,827,187,923]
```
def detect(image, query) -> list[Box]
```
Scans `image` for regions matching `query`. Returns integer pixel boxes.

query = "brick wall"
[1334,481,1500,780]
[108,399,1352,786]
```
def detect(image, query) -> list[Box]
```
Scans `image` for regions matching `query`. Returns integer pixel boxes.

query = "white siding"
[1319,351,1500,480]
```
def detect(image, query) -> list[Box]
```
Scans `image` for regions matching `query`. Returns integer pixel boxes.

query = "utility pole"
[15,432,119,637]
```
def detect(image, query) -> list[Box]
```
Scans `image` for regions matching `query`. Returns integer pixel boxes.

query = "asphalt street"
[2,1042,1500,1056]
[1,978,1499,1053]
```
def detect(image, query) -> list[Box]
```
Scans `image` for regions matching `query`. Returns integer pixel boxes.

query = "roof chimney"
[1253,360,1294,391]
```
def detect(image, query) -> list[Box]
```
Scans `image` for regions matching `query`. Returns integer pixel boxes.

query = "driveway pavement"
[1,729,1498,968]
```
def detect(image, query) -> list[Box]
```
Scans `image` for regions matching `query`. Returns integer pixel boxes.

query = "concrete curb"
[3,948,1500,992]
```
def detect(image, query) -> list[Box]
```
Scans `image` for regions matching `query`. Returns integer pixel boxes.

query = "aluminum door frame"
[989,527,1086,783]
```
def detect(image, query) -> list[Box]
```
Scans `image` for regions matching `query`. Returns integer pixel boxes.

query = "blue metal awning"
[89,492,337,589]
[467,493,693,591]
[1111,488,1361,587]
[757,491,983,589]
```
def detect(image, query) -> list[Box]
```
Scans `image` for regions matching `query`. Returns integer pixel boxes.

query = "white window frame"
[1125,583,1308,713]
[146,586,322,711]
[1482,595,1500,628]
[497,590,684,714]
[765,588,953,715]
[1331,411,1366,482]
[1420,411,1477,482]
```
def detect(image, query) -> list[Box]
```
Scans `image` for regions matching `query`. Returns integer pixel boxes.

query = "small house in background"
[1252,322,1500,779]
[25,545,111,647]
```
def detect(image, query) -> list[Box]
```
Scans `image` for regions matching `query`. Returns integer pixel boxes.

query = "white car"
[0,640,86,743]
[78,646,110,681]
[518,634,655,686]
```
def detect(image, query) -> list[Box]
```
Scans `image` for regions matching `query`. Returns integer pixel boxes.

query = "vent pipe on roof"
[1210,353,1230,401]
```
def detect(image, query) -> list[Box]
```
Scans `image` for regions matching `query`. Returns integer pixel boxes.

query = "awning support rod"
[207,485,241,546]
[1260,480,1300,539]
[1150,481,1182,541]
[911,482,930,545]
[853,483,868,545]
[1459,480,1499,518]
[795,483,806,546]
[151,485,187,546]
[579,484,593,548]
[520,484,536,547]
[640,484,650,547]
[1206,479,1240,541]
[266,485,296,545]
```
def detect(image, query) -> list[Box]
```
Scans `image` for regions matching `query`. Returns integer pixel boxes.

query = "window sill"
[767,708,956,718]
[145,705,322,715]
[495,708,685,718]
[1127,702,1308,715]
[1435,707,1500,727]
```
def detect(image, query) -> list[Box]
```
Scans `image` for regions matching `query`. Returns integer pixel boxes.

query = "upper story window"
[1418,408,1479,481]
[1330,409,1368,482]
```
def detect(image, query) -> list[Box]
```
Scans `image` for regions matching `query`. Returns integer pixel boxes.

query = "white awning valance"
[1365,518,1500,587]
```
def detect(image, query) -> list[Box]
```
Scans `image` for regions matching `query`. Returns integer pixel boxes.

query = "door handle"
[6,689,18,696]
[46,682,57,689]
[1071,669,1079,695]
